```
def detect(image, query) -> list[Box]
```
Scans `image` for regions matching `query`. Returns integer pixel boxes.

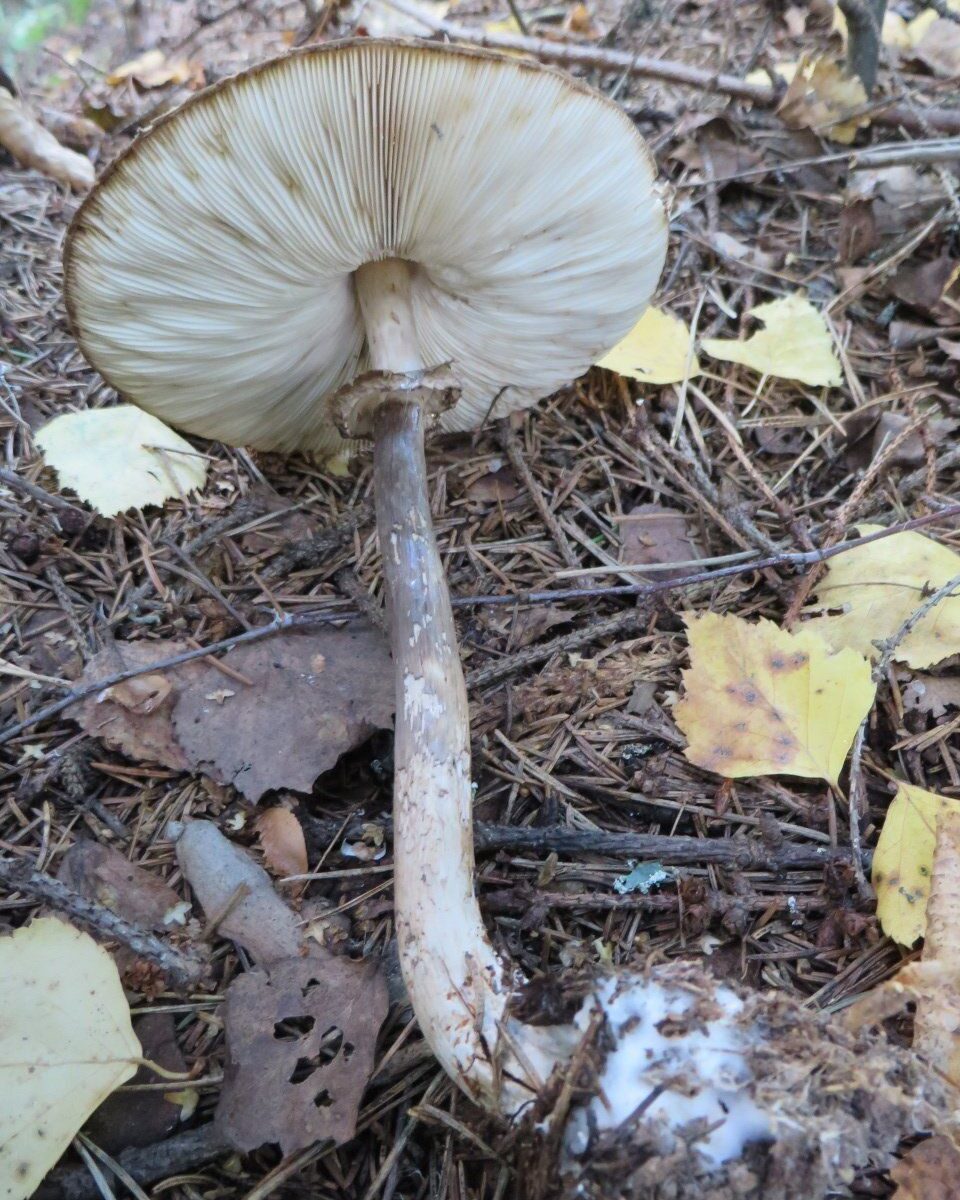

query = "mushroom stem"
[372,398,573,1112]
[355,259,424,373]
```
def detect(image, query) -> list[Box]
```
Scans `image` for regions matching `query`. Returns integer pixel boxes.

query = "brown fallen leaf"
[79,642,191,771]
[891,1135,960,1200]
[173,626,393,800]
[256,808,309,879]
[78,622,394,801]
[912,18,960,78]
[900,672,960,719]
[671,117,763,181]
[618,504,703,581]
[836,199,878,264]
[58,840,183,932]
[465,466,520,502]
[869,411,958,468]
[216,953,388,1155]
[0,87,94,190]
[85,1012,186,1154]
[106,672,173,715]
[848,165,945,236]
[174,819,302,965]
[888,255,960,324]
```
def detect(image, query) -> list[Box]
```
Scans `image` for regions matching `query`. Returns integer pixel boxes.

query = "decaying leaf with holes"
[805,527,960,669]
[675,612,875,785]
[0,918,141,1200]
[596,306,700,385]
[700,293,842,388]
[77,623,394,801]
[215,954,389,1154]
[777,54,870,144]
[36,407,207,516]
[872,783,960,946]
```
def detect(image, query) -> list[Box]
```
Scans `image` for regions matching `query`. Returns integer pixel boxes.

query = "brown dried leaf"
[670,117,762,181]
[78,623,393,800]
[848,165,945,236]
[900,672,960,719]
[888,255,960,324]
[510,606,570,648]
[465,467,519,502]
[869,411,958,468]
[106,673,173,715]
[174,819,301,965]
[78,642,194,771]
[58,840,182,932]
[912,18,960,78]
[256,809,309,879]
[85,1012,186,1153]
[618,504,702,580]
[891,1136,960,1200]
[836,199,878,264]
[216,953,389,1155]
[172,625,393,800]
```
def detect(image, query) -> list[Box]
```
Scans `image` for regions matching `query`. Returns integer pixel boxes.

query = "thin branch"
[0,857,207,987]
[382,0,960,134]
[3,501,955,744]
[305,814,854,871]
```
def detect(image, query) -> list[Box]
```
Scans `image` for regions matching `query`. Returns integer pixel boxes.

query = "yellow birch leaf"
[908,8,941,45]
[106,50,197,89]
[832,6,913,50]
[872,783,960,946]
[700,293,842,387]
[745,62,799,87]
[596,307,700,386]
[36,406,207,517]
[675,612,875,786]
[777,54,870,144]
[0,918,141,1199]
[805,526,960,669]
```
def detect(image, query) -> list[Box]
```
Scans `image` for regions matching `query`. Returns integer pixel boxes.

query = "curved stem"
[372,400,572,1112]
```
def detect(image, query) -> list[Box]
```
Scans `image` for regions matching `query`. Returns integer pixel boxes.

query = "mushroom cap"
[65,39,668,455]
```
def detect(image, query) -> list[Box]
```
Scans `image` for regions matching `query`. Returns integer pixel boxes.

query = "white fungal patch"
[402,672,445,721]
[583,976,771,1165]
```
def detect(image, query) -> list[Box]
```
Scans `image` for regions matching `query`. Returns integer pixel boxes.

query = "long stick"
[384,0,960,134]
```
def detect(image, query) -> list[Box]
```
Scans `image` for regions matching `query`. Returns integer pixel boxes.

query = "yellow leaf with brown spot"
[873,782,960,946]
[675,612,875,786]
[0,918,141,1199]
[805,526,960,669]
[596,307,700,386]
[700,293,842,387]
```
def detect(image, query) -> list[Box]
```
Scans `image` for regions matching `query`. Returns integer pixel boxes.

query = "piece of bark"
[0,87,94,190]
[173,819,302,964]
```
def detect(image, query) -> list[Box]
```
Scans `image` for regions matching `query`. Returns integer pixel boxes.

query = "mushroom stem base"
[372,397,571,1112]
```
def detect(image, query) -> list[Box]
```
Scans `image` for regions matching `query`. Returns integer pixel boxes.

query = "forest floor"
[1,0,959,1196]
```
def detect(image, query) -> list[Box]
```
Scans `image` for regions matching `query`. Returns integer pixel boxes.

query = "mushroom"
[64,39,949,1195]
